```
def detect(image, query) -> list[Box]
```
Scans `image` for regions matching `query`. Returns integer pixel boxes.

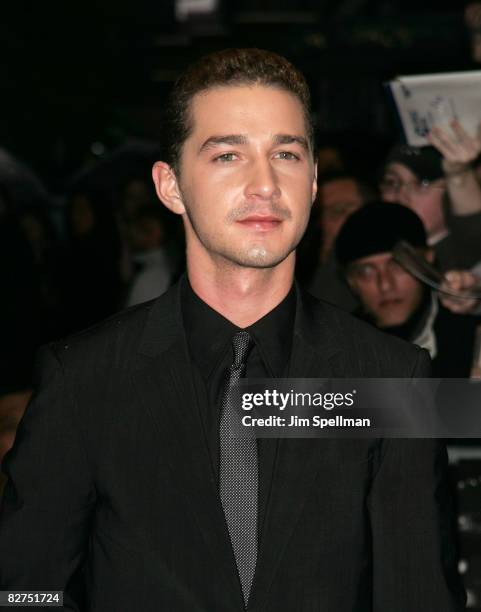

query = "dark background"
[2,3,481,606]
[1,0,472,190]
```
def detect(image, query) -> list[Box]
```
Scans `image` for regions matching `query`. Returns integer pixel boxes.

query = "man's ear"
[152,161,186,215]
[342,266,364,300]
[311,159,318,205]
[346,276,357,294]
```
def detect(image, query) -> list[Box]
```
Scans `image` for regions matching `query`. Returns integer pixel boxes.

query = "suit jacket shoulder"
[47,280,183,379]
[50,283,429,381]
[296,289,431,378]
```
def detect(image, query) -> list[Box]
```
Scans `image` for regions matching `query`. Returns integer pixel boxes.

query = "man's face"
[346,251,424,328]
[319,178,363,257]
[172,85,317,269]
[380,163,445,239]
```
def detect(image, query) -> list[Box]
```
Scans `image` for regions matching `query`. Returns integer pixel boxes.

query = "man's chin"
[377,314,409,329]
[226,246,292,269]
[216,243,295,268]
[237,253,289,269]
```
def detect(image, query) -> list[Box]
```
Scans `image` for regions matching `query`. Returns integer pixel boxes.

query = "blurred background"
[1,0,473,187]
[2,0,481,606]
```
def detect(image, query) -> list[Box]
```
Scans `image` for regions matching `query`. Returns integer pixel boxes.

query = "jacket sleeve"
[446,209,481,270]
[368,348,466,611]
[0,345,95,611]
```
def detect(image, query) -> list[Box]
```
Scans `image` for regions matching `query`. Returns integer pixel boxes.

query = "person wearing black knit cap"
[336,201,481,377]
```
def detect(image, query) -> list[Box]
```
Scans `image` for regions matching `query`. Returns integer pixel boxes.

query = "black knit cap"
[335,202,427,266]
[384,144,443,182]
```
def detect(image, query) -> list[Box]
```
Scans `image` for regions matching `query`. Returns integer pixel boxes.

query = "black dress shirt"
[181,276,296,540]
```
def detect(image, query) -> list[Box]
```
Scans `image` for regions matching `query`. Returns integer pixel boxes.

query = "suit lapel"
[131,283,245,610]
[130,282,350,611]
[249,289,346,611]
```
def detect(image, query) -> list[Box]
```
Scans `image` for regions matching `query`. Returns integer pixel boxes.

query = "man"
[0,49,465,611]
[124,205,183,306]
[306,171,374,310]
[336,201,481,377]
[317,172,373,264]
[379,139,481,271]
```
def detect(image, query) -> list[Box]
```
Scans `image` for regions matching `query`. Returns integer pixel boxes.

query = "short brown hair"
[163,48,314,173]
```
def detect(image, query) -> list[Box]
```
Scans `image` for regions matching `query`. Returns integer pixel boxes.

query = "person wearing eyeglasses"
[379,120,481,271]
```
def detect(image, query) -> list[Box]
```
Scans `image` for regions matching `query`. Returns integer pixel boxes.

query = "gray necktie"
[220,330,258,607]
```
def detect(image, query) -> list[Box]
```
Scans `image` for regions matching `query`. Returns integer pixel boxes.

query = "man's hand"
[428,119,481,175]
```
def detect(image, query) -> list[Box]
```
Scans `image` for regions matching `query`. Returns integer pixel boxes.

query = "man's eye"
[275,151,299,160]
[214,153,237,162]
[380,178,400,191]
[351,265,376,280]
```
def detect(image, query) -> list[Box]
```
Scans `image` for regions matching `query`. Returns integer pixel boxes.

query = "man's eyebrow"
[273,134,309,150]
[199,134,248,153]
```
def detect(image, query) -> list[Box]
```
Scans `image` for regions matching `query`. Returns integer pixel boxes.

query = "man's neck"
[187,255,295,328]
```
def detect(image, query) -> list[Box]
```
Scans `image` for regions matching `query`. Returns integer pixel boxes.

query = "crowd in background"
[2,1,481,402]
[2,119,481,426]
[2,2,481,605]
[0,143,187,463]
[4,89,481,612]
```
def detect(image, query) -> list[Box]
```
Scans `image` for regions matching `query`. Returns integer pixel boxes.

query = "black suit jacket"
[0,281,466,611]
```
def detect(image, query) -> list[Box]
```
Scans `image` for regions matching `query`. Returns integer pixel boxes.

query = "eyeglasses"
[347,258,407,282]
[379,176,445,196]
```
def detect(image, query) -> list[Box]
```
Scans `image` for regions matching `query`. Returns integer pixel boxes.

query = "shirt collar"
[181,276,296,380]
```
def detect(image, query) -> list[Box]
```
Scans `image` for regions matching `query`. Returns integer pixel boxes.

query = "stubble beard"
[185,212,294,269]
[180,191,304,270]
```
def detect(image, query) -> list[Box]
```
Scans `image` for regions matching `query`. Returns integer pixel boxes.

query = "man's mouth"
[379,298,403,308]
[236,215,283,231]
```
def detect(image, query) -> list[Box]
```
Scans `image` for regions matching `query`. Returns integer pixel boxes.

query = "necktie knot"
[232,330,251,369]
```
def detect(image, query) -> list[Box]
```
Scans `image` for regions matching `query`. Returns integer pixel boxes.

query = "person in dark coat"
[336,201,481,377]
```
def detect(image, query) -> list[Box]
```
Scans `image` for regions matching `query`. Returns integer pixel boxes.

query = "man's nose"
[377,267,396,292]
[244,157,281,200]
